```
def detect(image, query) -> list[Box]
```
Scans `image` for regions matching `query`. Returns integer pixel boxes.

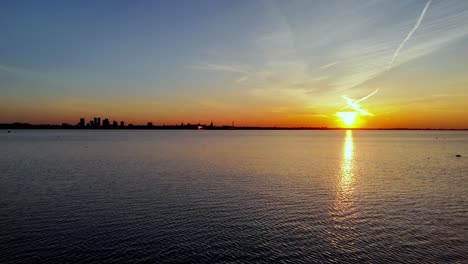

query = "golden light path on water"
[329,130,358,251]
[341,130,355,189]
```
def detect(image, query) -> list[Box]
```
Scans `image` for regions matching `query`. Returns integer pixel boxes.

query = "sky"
[1,0,468,128]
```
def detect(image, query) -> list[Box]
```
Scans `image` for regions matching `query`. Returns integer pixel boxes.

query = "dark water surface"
[1,130,467,263]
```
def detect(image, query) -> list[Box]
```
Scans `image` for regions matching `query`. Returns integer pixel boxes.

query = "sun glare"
[337,112,358,127]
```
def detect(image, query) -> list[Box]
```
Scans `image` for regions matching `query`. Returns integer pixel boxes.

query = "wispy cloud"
[190,0,468,115]
[311,114,329,118]
[431,93,468,98]
[271,106,288,113]
[0,64,56,83]
[235,75,249,83]
[320,61,339,70]
[190,63,250,83]
[331,1,468,92]
[1,64,39,77]
[190,63,248,74]
[389,0,432,68]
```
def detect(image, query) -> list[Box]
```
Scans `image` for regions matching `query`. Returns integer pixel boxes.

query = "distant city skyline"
[2,115,467,130]
[1,1,468,128]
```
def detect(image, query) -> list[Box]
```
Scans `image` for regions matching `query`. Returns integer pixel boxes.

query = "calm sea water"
[0,130,467,263]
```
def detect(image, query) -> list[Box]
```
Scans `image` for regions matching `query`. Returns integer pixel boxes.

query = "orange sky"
[1,90,467,128]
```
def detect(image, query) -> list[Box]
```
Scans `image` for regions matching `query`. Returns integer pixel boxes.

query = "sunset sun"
[337,112,358,127]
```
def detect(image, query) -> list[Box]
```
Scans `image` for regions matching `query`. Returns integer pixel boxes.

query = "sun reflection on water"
[341,130,355,190]
[329,130,358,251]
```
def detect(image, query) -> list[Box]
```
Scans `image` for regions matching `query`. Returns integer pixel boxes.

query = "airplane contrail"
[349,88,379,105]
[341,88,379,116]
[389,0,432,68]
[342,96,373,116]
[337,1,431,118]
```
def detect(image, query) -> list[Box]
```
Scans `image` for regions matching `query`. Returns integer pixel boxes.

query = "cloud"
[0,64,24,75]
[311,114,329,118]
[431,93,468,98]
[190,63,249,83]
[0,64,54,82]
[235,75,249,83]
[190,63,248,74]
[331,1,468,92]
[271,107,288,113]
[191,0,468,111]
[319,61,339,70]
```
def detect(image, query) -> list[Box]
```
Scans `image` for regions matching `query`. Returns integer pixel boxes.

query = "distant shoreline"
[1,124,467,131]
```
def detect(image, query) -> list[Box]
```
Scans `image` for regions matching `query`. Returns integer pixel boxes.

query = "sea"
[0,130,467,263]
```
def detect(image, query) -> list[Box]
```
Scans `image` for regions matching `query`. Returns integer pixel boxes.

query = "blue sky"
[1,0,468,127]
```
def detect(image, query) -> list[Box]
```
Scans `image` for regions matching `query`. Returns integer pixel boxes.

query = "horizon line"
[1,122,467,131]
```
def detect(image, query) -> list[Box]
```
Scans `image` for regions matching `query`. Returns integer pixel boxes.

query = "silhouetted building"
[112,120,118,128]
[79,118,85,127]
[90,120,94,127]
[103,118,110,127]
[120,121,124,127]
[147,122,153,127]
[93,117,101,128]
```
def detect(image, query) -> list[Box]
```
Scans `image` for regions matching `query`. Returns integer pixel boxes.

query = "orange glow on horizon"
[1,95,468,129]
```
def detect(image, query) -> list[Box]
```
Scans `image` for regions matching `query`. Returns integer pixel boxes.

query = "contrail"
[337,1,432,119]
[389,0,432,68]
[350,88,379,105]
[341,89,379,116]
